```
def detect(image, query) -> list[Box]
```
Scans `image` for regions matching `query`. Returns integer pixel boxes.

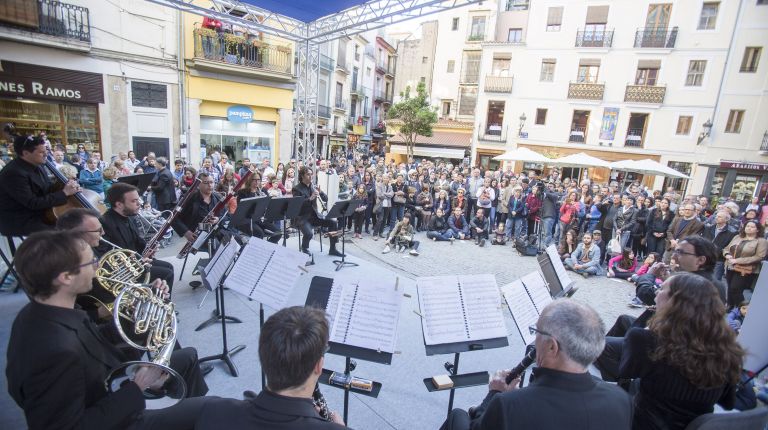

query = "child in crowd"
[607,247,637,279]
[491,223,506,245]
[726,301,748,333]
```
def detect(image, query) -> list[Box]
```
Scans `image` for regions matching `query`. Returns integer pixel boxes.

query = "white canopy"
[549,152,611,169]
[609,159,689,179]
[493,147,551,163]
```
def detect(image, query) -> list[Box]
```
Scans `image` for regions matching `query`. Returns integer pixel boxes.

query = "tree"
[386,81,438,159]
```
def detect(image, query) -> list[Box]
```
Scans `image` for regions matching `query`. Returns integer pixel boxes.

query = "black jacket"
[540,192,560,219]
[150,167,177,207]
[6,301,145,430]
[0,158,67,236]
[470,367,633,430]
[195,390,346,430]
[645,208,674,239]
[428,215,449,233]
[614,205,637,232]
[701,224,738,262]
[171,191,221,237]
[101,209,146,253]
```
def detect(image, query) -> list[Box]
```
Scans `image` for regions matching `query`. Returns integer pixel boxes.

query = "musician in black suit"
[171,172,221,243]
[0,135,79,236]
[195,306,346,429]
[440,300,633,430]
[101,183,175,290]
[292,166,344,257]
[6,230,211,430]
[149,157,177,211]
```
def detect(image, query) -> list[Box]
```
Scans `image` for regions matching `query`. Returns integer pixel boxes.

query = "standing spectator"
[172,159,185,182]
[539,184,560,247]
[433,189,451,215]
[631,195,649,258]
[101,166,117,201]
[525,183,542,240]
[614,195,637,249]
[665,203,704,263]
[415,185,433,232]
[374,174,394,239]
[141,154,158,174]
[724,220,767,308]
[475,177,495,219]
[701,210,738,281]
[585,194,603,233]
[466,168,484,216]
[112,159,131,177]
[90,151,107,171]
[238,158,252,178]
[351,184,368,239]
[496,178,512,228]
[646,198,674,256]
[78,158,103,199]
[391,174,407,225]
[199,157,220,183]
[123,150,140,172]
[557,191,580,244]
[149,157,177,211]
[283,167,297,195]
[601,194,621,263]
[470,208,490,247]
[489,178,500,226]
[507,187,527,240]
[451,188,469,218]
[74,144,89,167]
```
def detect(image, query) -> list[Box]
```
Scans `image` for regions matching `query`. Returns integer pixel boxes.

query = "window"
[452,17,459,31]
[540,59,556,82]
[577,59,600,83]
[442,101,451,116]
[458,87,478,116]
[698,2,719,30]
[546,7,563,31]
[584,6,609,38]
[740,47,762,72]
[420,76,426,84]
[492,57,511,76]
[447,60,455,73]
[725,110,744,133]
[635,60,660,86]
[685,60,707,86]
[485,101,505,135]
[422,56,428,64]
[505,0,529,11]
[460,51,482,83]
[468,16,486,41]
[535,108,547,125]
[507,28,523,43]
[131,82,167,108]
[676,116,692,135]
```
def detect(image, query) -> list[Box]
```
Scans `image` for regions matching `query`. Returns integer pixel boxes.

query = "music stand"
[118,172,155,194]
[264,196,304,248]
[537,245,576,298]
[326,200,362,271]
[194,229,243,332]
[230,196,269,235]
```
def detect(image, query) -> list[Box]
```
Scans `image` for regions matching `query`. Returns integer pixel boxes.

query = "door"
[132,136,169,159]
[644,4,672,47]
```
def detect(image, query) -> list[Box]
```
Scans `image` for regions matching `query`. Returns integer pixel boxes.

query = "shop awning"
[390,145,465,159]
[388,131,471,148]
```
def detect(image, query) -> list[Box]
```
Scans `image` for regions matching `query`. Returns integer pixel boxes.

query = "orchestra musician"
[171,172,222,245]
[440,300,632,430]
[292,166,345,257]
[100,183,176,291]
[195,306,346,429]
[0,135,80,237]
[6,230,212,430]
[234,173,281,243]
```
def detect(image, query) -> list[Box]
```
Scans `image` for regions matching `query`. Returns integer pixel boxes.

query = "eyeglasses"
[84,227,104,234]
[76,257,99,270]
[672,249,697,257]
[529,325,559,347]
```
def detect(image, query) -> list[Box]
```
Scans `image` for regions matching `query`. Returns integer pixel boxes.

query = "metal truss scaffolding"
[148,0,483,165]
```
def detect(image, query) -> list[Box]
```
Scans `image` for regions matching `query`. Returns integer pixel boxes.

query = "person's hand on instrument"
[488,369,520,393]
[152,279,170,300]
[63,180,80,196]
[133,365,167,391]
[184,231,196,242]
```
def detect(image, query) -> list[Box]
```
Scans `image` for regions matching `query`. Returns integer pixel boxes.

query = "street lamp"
[697,118,713,145]
[518,113,527,137]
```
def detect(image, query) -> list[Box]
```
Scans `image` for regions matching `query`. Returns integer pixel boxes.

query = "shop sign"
[227,105,253,123]
[347,134,360,145]
[720,161,768,172]
[0,60,104,103]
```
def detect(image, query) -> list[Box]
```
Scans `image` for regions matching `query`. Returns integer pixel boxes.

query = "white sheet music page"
[204,240,241,290]
[501,280,539,345]
[223,238,272,298]
[329,280,401,353]
[417,276,468,345]
[545,244,572,291]
[249,244,308,310]
[457,275,507,342]
[520,271,553,313]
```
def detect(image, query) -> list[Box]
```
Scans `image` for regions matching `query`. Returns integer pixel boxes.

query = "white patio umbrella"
[609,159,689,179]
[493,147,550,163]
[549,152,611,168]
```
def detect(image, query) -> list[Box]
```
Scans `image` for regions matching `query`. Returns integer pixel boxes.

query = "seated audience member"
[726,301,748,333]
[195,306,346,429]
[558,228,578,261]
[607,248,637,279]
[491,223,506,246]
[591,230,606,265]
[440,300,632,430]
[471,208,490,247]
[427,208,454,242]
[619,274,745,430]
[630,252,661,283]
[382,213,420,256]
[564,232,603,277]
[448,206,470,240]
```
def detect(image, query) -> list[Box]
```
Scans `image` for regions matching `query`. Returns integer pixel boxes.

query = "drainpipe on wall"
[177,9,189,162]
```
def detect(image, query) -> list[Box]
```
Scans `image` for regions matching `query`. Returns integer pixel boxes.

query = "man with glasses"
[664,203,703,264]
[172,172,221,248]
[441,300,631,430]
[195,306,346,429]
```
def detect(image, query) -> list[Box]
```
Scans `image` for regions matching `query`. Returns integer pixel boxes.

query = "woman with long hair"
[724,219,768,308]
[282,167,296,195]
[607,247,637,279]
[557,228,578,261]
[645,198,673,255]
[619,273,745,430]
[351,184,368,239]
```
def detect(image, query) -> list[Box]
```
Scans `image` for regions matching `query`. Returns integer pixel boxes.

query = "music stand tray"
[117,172,155,194]
[264,196,304,223]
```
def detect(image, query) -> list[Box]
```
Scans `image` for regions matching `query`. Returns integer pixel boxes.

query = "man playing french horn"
[6,230,212,430]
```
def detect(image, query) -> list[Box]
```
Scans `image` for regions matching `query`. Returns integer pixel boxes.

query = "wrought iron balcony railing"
[484,76,514,93]
[568,126,587,143]
[1,0,92,42]
[625,128,644,147]
[319,54,334,70]
[634,27,678,48]
[567,82,605,100]
[575,30,614,48]
[334,98,348,111]
[318,105,331,119]
[193,29,292,74]
[624,84,666,104]
[478,122,507,142]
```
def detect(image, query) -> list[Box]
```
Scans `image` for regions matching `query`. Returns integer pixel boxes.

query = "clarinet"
[505,347,536,384]
[312,385,332,421]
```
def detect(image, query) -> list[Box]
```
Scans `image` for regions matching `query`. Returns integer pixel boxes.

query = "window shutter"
[586,6,609,24]
[547,7,564,25]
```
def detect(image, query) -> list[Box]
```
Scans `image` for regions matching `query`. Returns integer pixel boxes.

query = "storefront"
[705,160,768,206]
[0,60,104,158]
[199,104,275,164]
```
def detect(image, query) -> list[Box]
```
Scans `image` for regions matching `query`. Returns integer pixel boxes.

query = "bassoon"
[142,178,200,259]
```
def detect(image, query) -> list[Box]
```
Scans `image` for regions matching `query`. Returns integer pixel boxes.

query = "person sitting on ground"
[608,248,637,279]
[564,232,603,277]
[558,228,578,261]
[426,208,454,242]
[383,213,420,256]
[471,208,490,247]
[439,300,632,430]
[491,223,507,246]
[448,206,470,240]
[619,274,745,430]
[630,252,661,283]
[726,301,748,333]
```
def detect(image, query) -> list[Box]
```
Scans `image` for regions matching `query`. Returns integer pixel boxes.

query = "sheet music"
[545,244,572,292]
[204,240,240,289]
[501,280,539,345]
[223,239,271,295]
[520,271,553,313]
[325,280,343,324]
[417,275,506,345]
[329,280,402,353]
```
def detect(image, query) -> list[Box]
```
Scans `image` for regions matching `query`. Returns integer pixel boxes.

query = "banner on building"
[599,108,619,141]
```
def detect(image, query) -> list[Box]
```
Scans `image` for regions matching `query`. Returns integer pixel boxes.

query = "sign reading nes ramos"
[0,78,93,103]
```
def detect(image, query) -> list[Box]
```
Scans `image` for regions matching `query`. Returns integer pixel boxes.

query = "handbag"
[393,195,406,204]
[732,263,754,275]
[607,235,621,255]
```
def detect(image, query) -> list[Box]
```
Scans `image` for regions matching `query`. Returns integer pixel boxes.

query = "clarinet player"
[292,166,345,257]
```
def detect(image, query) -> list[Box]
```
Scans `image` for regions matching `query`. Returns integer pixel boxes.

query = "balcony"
[350,82,364,98]
[374,89,392,104]
[505,0,529,11]
[320,54,334,71]
[484,76,514,93]
[568,126,587,143]
[336,59,349,74]
[467,34,485,42]
[318,105,331,119]
[575,30,613,48]
[634,27,678,48]
[625,129,644,147]
[0,0,91,49]
[333,98,348,111]
[478,123,507,142]
[624,84,666,104]
[567,82,605,100]
[191,29,292,80]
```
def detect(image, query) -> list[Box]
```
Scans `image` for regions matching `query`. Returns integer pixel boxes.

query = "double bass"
[43,149,106,224]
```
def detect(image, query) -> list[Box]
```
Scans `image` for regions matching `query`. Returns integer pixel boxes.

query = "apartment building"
[471,0,768,203]
[391,20,438,99]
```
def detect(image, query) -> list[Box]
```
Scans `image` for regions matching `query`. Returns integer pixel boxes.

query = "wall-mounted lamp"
[697,118,713,145]
[518,113,527,137]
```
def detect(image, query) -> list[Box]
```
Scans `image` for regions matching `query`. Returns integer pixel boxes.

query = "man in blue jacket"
[564,232,603,277]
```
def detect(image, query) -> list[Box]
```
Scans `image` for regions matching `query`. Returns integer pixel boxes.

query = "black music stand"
[264,196,304,248]
[325,200,362,271]
[305,276,386,425]
[194,230,243,332]
[537,245,576,298]
[118,172,155,194]
[198,241,246,377]
[230,196,269,235]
